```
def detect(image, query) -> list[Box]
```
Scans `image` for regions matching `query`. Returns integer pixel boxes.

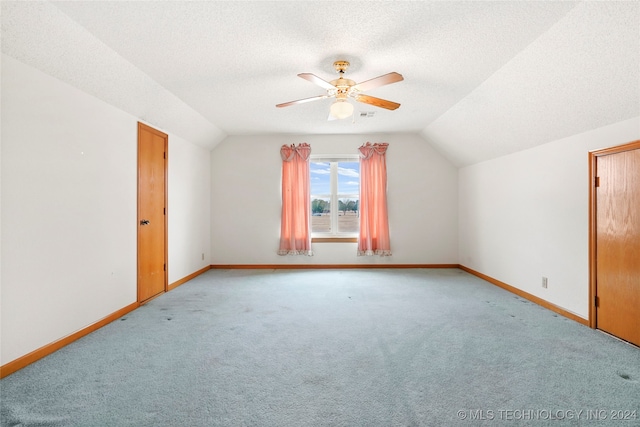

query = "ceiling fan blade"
[276,94,329,108]
[298,73,336,90]
[355,94,400,110]
[352,72,404,92]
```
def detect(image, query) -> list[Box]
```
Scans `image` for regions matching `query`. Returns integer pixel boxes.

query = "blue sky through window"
[310,161,359,196]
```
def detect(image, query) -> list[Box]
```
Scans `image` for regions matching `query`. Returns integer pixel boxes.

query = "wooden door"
[138,122,167,303]
[594,143,640,346]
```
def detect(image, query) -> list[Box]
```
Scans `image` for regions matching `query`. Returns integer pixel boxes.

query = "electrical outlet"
[542,277,548,288]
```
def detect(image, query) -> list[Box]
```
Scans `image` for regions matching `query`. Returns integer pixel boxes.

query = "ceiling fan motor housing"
[330,61,355,98]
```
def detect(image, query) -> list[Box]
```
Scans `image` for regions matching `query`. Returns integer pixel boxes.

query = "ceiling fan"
[276,60,404,120]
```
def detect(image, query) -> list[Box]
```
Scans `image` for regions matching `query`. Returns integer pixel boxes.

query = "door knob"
[140,219,150,225]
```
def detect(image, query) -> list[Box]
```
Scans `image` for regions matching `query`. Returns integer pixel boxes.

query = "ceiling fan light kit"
[277,60,403,120]
[329,99,354,119]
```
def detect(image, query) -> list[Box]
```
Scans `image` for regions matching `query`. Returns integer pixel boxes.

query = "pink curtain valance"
[358,142,389,159]
[281,143,311,162]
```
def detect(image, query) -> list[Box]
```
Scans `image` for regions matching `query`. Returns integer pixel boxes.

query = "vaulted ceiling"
[2,1,638,166]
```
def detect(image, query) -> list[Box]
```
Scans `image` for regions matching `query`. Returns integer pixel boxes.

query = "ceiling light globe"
[330,100,354,119]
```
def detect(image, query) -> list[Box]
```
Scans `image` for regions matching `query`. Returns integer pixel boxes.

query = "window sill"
[312,237,357,243]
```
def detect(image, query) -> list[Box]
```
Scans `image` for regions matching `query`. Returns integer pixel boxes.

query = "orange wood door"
[596,147,640,346]
[138,122,167,303]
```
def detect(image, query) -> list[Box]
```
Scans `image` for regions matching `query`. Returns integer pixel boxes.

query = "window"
[310,156,359,240]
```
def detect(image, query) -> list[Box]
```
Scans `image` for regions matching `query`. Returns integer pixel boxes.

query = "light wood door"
[138,122,167,303]
[595,146,640,346]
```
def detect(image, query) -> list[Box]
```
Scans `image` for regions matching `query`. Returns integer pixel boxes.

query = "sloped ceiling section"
[1,1,227,149]
[421,1,640,166]
[2,1,639,164]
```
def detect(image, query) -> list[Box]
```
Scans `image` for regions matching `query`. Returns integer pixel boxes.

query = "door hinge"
[595,296,600,307]
[164,263,166,271]
[163,207,166,215]
[595,176,600,187]
[163,152,166,159]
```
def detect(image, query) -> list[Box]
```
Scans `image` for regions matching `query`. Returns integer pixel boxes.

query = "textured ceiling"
[2,1,639,165]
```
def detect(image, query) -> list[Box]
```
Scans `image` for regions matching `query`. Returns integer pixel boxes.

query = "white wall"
[458,117,640,319]
[168,136,211,282]
[210,133,458,265]
[0,55,211,365]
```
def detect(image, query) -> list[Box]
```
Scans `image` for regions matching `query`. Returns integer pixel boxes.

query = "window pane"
[311,197,331,233]
[310,162,331,195]
[337,161,359,234]
[310,159,360,236]
[338,197,359,233]
[337,161,359,195]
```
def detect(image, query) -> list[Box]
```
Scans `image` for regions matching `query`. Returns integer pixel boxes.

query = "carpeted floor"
[1,268,639,426]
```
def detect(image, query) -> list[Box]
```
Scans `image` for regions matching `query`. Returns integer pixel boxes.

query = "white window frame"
[310,154,359,240]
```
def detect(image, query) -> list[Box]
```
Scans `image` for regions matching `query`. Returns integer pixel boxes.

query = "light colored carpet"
[1,268,639,426]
